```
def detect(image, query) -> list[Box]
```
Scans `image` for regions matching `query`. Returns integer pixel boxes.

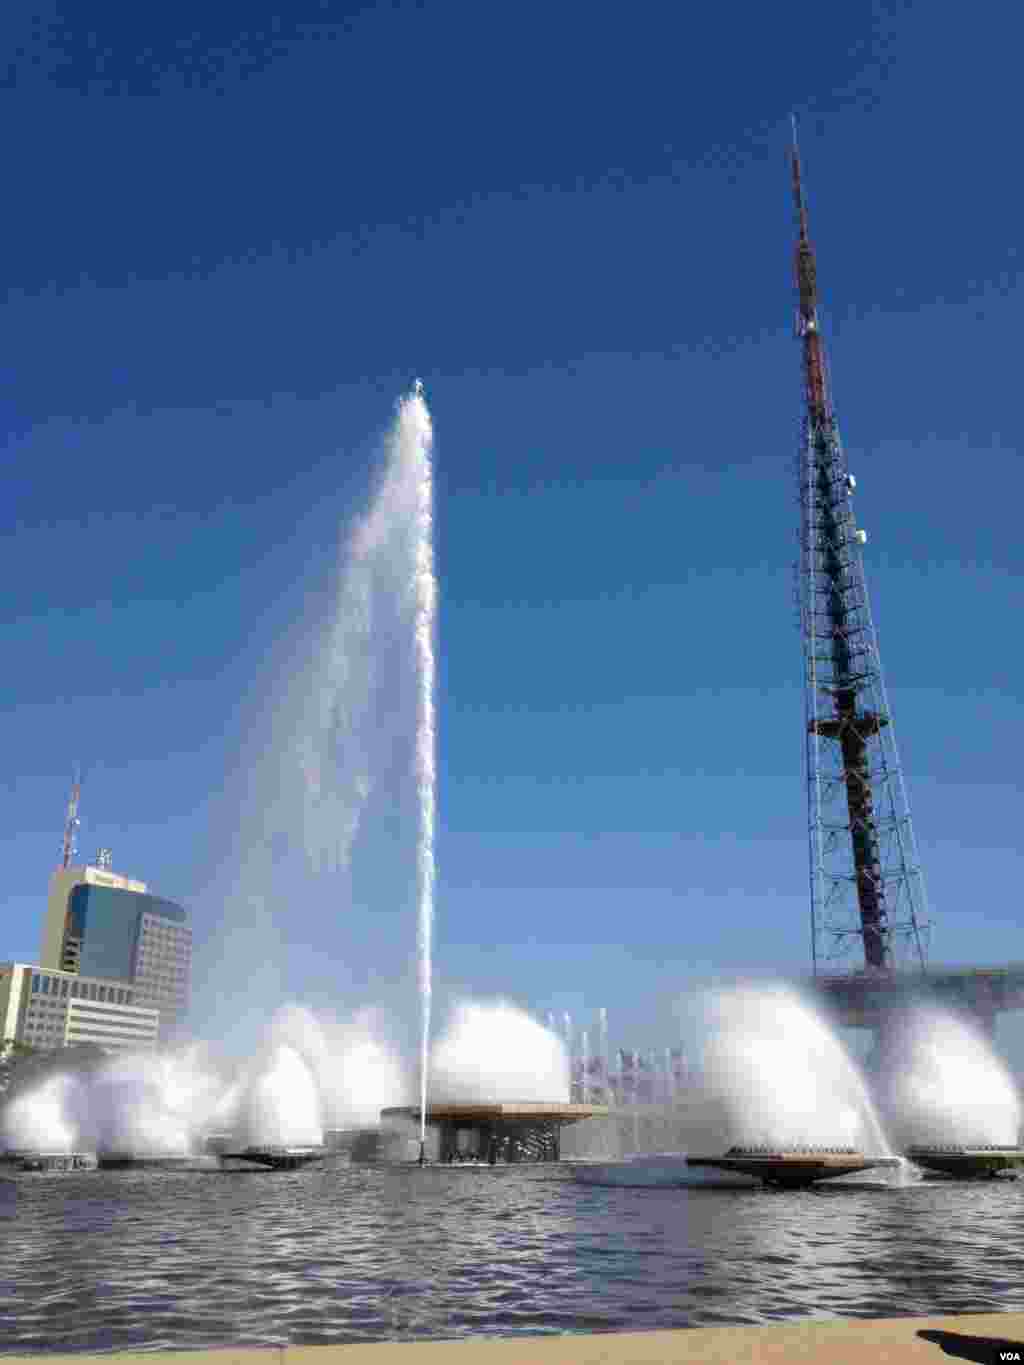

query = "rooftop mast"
[59,765,81,870]
[791,120,930,974]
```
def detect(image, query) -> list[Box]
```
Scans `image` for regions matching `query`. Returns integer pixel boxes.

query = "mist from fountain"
[567,985,899,1179]
[0,1001,409,1160]
[879,1007,1022,1149]
[0,998,566,1163]
[267,1001,405,1129]
[241,1044,324,1148]
[87,1048,223,1157]
[696,984,893,1155]
[430,1001,569,1104]
[2,1074,79,1153]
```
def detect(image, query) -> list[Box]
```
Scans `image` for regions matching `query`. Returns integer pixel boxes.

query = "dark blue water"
[2,1163,1023,1353]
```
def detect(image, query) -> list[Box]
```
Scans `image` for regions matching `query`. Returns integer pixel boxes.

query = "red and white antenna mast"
[60,765,82,870]
[790,118,929,974]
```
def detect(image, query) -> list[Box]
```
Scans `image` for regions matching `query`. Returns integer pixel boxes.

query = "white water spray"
[397,382,437,1145]
[880,1007,1022,1148]
[303,382,436,1143]
[696,984,893,1155]
[2,1074,79,1153]
[298,384,435,887]
[431,1000,569,1104]
[242,1044,323,1148]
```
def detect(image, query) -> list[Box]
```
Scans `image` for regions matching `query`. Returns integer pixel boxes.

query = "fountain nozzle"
[417,1140,426,1167]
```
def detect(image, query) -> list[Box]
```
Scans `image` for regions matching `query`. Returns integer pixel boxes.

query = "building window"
[60,980,68,996]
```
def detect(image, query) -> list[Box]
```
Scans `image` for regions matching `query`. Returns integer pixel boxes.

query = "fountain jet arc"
[401,381,438,1148]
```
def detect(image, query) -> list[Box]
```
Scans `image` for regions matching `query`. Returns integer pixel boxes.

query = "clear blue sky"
[3,3,1021,1063]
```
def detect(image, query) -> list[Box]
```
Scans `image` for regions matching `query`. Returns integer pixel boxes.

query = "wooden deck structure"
[380,1102,609,1163]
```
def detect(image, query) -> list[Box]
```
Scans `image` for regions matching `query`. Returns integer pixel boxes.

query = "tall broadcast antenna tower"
[59,765,82,870]
[791,120,930,976]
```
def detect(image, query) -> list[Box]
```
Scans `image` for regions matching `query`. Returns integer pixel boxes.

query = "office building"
[0,962,160,1053]
[40,858,191,1041]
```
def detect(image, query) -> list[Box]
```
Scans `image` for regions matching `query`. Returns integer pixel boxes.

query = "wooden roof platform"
[381,1102,609,1126]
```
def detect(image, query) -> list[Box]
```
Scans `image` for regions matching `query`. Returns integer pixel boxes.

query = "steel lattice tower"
[791,122,930,975]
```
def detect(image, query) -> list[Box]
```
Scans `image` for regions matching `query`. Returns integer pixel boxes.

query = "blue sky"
[3,2,1021,1064]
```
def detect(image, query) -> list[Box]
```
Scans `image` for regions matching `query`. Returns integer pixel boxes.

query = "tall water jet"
[401,381,437,1148]
[301,381,436,1145]
[296,381,436,880]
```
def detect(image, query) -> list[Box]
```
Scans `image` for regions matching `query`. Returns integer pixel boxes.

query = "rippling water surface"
[1,1163,1023,1352]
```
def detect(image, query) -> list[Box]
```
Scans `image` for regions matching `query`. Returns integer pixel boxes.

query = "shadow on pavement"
[918,1328,1024,1363]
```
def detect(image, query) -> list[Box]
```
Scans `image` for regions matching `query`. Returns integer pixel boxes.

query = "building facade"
[40,862,191,1040]
[0,962,160,1053]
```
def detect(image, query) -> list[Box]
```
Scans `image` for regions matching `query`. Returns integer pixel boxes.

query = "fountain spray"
[599,1007,609,1103]
[405,379,437,1156]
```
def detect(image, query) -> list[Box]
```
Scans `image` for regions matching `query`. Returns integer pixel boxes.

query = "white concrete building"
[0,962,159,1054]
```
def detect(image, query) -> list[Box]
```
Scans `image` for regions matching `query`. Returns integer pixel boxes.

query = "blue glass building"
[43,869,192,1041]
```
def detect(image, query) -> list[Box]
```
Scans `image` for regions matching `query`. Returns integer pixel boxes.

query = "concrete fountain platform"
[96,1153,195,1170]
[905,1144,1024,1179]
[216,1146,328,1171]
[686,1145,900,1187]
[5,1313,1024,1363]
[7,1151,96,1172]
